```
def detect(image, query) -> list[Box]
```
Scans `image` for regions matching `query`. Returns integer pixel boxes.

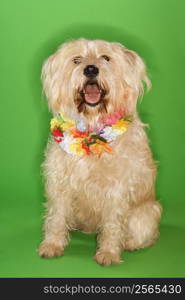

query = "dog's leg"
[94,210,124,266]
[38,188,72,259]
[125,200,162,251]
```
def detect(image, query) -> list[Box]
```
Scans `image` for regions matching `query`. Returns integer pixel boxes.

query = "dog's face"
[42,39,150,121]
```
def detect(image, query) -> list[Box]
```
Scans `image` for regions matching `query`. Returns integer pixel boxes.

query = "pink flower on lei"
[102,110,125,125]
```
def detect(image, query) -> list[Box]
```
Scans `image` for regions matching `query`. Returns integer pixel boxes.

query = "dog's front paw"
[38,241,64,258]
[94,251,121,266]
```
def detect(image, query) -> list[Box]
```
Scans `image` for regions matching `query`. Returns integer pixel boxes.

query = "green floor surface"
[0,224,184,278]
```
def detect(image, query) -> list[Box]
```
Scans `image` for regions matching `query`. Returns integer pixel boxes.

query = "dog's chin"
[84,100,102,107]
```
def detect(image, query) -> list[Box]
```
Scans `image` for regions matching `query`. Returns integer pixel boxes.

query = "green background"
[0,0,185,277]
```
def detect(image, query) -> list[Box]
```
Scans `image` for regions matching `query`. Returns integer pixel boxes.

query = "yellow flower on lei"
[69,139,86,155]
[60,121,75,131]
[50,115,75,132]
[112,119,130,133]
[50,118,61,131]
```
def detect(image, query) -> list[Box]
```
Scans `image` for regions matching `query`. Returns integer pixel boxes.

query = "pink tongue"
[84,84,101,103]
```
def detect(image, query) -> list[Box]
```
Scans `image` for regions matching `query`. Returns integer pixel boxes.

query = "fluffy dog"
[38,38,162,266]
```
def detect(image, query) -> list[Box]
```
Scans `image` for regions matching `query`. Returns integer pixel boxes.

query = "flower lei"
[50,112,132,156]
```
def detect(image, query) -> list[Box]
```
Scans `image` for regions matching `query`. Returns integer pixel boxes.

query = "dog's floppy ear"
[41,52,61,113]
[120,47,151,114]
[123,48,151,96]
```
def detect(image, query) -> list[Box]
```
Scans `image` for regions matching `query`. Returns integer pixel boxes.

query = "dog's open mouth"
[80,80,105,107]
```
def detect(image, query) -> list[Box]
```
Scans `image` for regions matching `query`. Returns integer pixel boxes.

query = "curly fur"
[38,38,162,266]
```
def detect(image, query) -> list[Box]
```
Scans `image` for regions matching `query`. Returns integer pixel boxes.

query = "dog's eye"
[101,55,110,61]
[73,56,82,64]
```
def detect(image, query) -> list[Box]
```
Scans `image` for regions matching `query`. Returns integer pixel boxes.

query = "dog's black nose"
[83,65,99,77]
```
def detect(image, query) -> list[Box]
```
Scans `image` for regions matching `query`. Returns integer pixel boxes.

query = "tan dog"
[38,39,162,266]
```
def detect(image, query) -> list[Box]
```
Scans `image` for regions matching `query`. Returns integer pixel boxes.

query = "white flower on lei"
[75,117,87,132]
[100,126,123,142]
[59,132,75,155]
